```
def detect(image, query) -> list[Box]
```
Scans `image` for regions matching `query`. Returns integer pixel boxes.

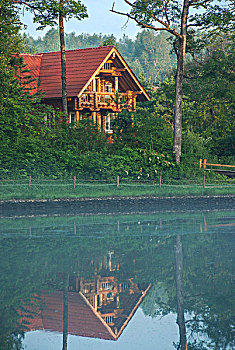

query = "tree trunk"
[59,0,68,117]
[62,272,69,350]
[173,0,190,164]
[175,235,187,350]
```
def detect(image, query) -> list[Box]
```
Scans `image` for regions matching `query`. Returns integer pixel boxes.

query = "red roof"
[19,54,42,94]
[20,46,114,99]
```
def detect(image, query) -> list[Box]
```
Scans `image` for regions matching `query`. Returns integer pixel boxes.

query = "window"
[69,112,76,124]
[44,112,55,127]
[104,83,112,93]
[105,115,111,133]
[105,114,114,134]
[104,316,113,324]
[104,62,111,70]
[104,113,116,133]
[101,282,111,289]
[107,292,113,299]
[96,78,100,92]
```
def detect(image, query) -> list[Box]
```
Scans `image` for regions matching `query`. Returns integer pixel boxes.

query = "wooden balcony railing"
[78,92,136,111]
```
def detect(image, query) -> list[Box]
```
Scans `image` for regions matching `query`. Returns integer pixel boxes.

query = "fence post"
[199,159,202,169]
[203,159,207,169]
[159,175,162,188]
[73,176,76,189]
[117,175,119,187]
[203,175,206,188]
[29,176,31,187]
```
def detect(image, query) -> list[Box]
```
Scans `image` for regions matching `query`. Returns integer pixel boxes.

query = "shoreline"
[1,195,234,217]
[1,193,235,202]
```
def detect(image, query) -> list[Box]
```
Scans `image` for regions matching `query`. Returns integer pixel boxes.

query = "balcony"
[77,92,136,112]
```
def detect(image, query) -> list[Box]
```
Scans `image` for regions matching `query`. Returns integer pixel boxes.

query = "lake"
[0,199,234,349]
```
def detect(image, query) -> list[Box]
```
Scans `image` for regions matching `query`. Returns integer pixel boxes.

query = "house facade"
[20,46,150,134]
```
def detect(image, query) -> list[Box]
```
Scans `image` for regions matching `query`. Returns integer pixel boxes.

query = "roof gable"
[39,46,114,98]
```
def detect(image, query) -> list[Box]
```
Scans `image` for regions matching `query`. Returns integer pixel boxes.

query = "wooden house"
[20,46,150,134]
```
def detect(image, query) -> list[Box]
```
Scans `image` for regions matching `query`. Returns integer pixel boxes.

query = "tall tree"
[0,0,50,165]
[11,0,88,115]
[59,0,68,115]
[111,0,234,163]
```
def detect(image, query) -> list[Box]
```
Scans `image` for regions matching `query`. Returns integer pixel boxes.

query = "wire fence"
[1,175,234,190]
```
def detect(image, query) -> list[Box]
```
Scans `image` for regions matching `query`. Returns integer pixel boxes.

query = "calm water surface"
[0,206,234,349]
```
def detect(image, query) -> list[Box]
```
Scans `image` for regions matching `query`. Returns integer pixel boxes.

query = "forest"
[24,29,177,84]
[0,0,234,180]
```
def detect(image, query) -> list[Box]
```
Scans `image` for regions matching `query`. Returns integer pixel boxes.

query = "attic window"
[104,62,111,70]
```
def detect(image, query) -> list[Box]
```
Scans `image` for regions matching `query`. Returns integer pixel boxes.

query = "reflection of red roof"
[20,47,114,99]
[28,291,116,340]
[22,286,152,341]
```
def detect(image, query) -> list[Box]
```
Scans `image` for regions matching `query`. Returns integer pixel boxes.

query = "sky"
[20,0,141,39]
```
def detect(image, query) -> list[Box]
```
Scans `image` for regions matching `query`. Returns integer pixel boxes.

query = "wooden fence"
[199,159,235,178]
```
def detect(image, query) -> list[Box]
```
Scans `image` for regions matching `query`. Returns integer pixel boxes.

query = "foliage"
[110,0,235,163]
[0,0,53,179]
[183,42,235,158]
[24,29,176,84]
[11,0,88,30]
[0,1,234,183]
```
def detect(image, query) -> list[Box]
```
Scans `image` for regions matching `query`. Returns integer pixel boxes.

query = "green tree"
[0,0,53,177]
[127,30,176,84]
[183,40,235,159]
[101,34,117,47]
[12,0,88,115]
[111,0,235,164]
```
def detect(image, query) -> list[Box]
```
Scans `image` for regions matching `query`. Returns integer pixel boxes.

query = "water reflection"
[20,262,151,341]
[0,210,234,349]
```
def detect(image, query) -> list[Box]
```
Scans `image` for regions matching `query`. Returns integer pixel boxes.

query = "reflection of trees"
[141,232,235,349]
[0,217,234,349]
[0,233,156,346]
[62,273,69,350]
[175,235,187,350]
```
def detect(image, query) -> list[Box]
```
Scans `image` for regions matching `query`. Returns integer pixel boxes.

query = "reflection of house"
[20,252,151,340]
[73,275,151,338]
[26,282,151,340]
[20,46,150,134]
[21,277,151,340]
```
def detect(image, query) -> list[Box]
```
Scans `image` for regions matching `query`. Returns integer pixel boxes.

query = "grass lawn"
[1,179,235,200]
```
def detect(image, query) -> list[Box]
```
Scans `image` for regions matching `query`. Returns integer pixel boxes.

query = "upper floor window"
[104,83,112,93]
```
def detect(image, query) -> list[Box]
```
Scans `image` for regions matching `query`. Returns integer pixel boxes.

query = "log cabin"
[20,46,150,134]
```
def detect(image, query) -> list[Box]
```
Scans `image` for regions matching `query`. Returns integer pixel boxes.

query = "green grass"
[0,180,235,200]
